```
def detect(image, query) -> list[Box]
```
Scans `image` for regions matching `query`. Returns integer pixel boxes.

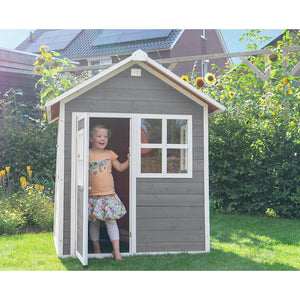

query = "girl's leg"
[105,219,123,260]
[89,219,101,254]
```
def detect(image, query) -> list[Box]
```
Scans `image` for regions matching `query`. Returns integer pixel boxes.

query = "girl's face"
[90,128,109,151]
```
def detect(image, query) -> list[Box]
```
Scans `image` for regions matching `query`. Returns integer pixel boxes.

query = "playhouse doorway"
[88,117,130,255]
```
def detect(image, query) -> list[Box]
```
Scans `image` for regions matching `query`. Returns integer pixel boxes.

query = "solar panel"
[26,29,82,53]
[91,29,172,46]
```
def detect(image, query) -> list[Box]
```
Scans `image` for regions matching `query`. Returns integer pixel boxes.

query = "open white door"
[75,113,89,265]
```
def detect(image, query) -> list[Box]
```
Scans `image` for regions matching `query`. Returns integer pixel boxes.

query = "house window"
[138,115,192,178]
[89,57,112,75]
[200,29,206,39]
[202,60,208,77]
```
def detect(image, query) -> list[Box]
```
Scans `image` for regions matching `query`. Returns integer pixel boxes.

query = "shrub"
[0,167,54,234]
[185,30,300,218]
[0,201,25,235]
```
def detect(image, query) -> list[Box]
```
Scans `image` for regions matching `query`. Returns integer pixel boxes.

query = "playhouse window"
[138,115,192,178]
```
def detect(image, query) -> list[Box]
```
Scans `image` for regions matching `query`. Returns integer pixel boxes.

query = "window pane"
[167,119,187,144]
[141,149,162,173]
[167,149,188,173]
[141,119,162,144]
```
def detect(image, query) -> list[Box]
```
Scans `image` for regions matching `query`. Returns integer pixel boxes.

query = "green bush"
[0,189,54,235]
[0,89,57,191]
[0,200,25,235]
[186,30,300,218]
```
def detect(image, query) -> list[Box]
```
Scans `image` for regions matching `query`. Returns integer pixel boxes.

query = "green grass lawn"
[0,213,299,270]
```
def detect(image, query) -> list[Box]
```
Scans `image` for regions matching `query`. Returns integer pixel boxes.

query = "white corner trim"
[203,104,210,252]
[53,102,65,257]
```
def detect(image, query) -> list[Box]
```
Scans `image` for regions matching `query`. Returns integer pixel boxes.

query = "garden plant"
[183,30,300,218]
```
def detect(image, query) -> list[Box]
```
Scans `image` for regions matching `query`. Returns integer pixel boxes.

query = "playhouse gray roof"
[16,29,183,59]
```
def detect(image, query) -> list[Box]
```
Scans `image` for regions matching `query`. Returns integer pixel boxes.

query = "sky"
[0,29,283,55]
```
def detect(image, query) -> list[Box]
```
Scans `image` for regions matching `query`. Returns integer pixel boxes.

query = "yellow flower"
[291,121,295,127]
[229,91,235,98]
[43,113,47,121]
[28,190,34,196]
[46,54,51,62]
[40,45,46,55]
[285,88,292,95]
[34,67,43,74]
[5,166,10,173]
[260,97,265,104]
[35,184,40,191]
[278,84,283,90]
[205,73,216,85]
[181,75,189,83]
[28,170,32,178]
[282,77,288,84]
[195,77,205,89]
[40,185,45,191]
[20,176,27,188]
[258,112,264,117]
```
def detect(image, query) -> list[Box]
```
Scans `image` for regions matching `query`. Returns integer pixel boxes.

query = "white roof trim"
[45,49,225,114]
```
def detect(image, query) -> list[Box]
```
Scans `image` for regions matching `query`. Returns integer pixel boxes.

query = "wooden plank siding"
[63,65,205,254]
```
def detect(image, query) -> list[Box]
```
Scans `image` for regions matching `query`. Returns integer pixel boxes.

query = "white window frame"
[202,60,209,77]
[201,29,206,39]
[137,114,193,178]
[88,56,112,76]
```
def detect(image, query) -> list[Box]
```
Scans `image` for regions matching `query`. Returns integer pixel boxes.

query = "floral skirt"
[88,193,127,221]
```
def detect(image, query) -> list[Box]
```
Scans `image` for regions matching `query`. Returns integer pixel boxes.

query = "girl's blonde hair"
[89,124,111,139]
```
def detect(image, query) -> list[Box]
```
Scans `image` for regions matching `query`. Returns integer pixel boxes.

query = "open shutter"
[75,113,89,265]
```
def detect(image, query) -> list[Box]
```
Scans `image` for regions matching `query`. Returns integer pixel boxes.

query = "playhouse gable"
[45,50,224,123]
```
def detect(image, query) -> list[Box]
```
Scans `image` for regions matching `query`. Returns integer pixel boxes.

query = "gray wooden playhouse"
[45,49,225,265]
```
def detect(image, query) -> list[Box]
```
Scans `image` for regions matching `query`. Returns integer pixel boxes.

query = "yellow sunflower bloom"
[40,45,46,56]
[5,166,10,173]
[229,91,235,98]
[181,75,189,83]
[205,73,216,85]
[285,88,292,95]
[46,54,52,62]
[291,121,295,127]
[258,112,264,117]
[282,77,288,84]
[195,77,205,89]
[278,84,283,90]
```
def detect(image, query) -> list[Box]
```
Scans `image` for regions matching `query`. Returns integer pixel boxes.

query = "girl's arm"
[112,153,129,172]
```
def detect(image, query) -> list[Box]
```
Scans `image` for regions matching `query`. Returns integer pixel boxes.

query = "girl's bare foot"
[112,250,123,260]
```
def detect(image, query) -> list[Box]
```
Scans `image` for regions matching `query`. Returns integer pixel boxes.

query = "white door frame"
[71,113,89,265]
[71,112,137,261]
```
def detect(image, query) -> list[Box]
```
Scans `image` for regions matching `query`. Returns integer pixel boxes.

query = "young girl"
[88,124,129,260]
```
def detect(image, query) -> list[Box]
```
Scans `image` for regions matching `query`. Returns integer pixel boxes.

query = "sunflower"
[46,54,52,62]
[181,75,189,83]
[40,45,46,56]
[229,91,235,98]
[205,73,216,85]
[282,77,288,84]
[195,77,205,89]
[285,88,293,95]
[278,84,283,90]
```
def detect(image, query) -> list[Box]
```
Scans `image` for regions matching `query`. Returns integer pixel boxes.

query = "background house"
[16,29,229,77]
[0,48,38,103]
